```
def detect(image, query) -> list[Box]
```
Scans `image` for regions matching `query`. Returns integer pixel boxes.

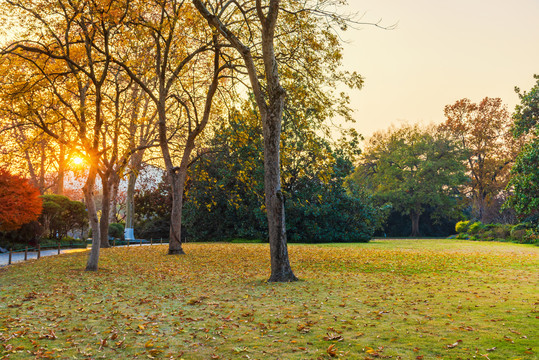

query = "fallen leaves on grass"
[0,241,537,360]
[447,339,463,348]
[323,333,344,341]
[327,344,337,357]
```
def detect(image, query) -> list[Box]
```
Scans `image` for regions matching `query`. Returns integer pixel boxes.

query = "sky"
[340,0,539,137]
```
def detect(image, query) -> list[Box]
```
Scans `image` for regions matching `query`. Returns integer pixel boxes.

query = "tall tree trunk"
[261,2,297,282]
[56,142,65,195]
[99,174,111,248]
[38,140,46,193]
[168,172,186,255]
[108,172,120,224]
[410,211,420,238]
[124,170,137,240]
[85,166,101,271]
[192,0,297,281]
[263,100,297,282]
[156,100,185,255]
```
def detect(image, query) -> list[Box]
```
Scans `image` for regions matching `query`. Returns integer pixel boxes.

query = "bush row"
[454,220,538,244]
[0,236,87,252]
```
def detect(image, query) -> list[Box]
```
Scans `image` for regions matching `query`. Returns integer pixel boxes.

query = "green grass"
[1,239,537,359]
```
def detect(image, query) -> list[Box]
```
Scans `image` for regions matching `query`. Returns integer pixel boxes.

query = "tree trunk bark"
[56,142,65,195]
[38,140,46,193]
[410,212,420,238]
[168,171,186,255]
[124,170,137,240]
[263,106,297,282]
[109,172,120,224]
[261,1,297,282]
[156,98,186,255]
[85,166,101,271]
[99,174,111,248]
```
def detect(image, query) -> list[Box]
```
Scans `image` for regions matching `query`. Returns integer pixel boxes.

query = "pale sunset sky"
[341,0,539,137]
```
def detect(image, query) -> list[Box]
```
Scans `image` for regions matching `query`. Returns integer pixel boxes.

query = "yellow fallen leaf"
[327,344,337,357]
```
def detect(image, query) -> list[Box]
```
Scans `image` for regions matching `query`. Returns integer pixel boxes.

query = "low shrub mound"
[454,221,538,245]
[455,220,471,233]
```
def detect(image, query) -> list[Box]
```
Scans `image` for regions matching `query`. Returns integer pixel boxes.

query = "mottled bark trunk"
[38,141,46,193]
[124,171,137,240]
[56,142,65,195]
[192,0,297,281]
[263,103,297,282]
[410,212,420,238]
[156,100,185,255]
[109,173,120,224]
[168,171,186,255]
[99,175,111,248]
[85,166,101,271]
[262,1,297,282]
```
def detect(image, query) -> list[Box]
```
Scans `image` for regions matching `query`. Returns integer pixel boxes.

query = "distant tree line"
[347,80,539,240]
[134,100,382,243]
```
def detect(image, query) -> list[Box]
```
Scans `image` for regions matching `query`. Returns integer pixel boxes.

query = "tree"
[2,0,115,270]
[106,0,229,255]
[40,194,87,240]
[351,124,467,237]
[505,75,539,216]
[1,0,159,271]
[133,173,174,240]
[192,0,373,281]
[440,97,521,223]
[192,0,297,281]
[0,56,70,195]
[183,99,379,243]
[0,168,42,231]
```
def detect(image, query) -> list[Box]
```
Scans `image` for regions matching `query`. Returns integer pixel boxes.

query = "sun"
[72,156,84,166]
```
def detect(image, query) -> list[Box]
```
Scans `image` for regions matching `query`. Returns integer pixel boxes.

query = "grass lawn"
[1,239,537,359]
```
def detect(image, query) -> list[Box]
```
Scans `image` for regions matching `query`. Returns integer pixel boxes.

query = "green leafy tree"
[183,102,379,243]
[505,75,539,216]
[285,150,379,243]
[133,175,174,240]
[40,195,87,240]
[192,0,368,282]
[108,223,124,239]
[183,111,267,241]
[351,124,467,237]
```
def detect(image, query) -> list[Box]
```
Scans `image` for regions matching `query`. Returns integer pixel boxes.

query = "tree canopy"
[183,101,379,243]
[350,124,467,237]
[40,194,87,240]
[0,168,42,231]
[440,97,521,223]
[505,75,539,216]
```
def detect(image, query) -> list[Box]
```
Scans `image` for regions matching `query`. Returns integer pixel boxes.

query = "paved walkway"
[0,248,88,267]
[0,242,166,267]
